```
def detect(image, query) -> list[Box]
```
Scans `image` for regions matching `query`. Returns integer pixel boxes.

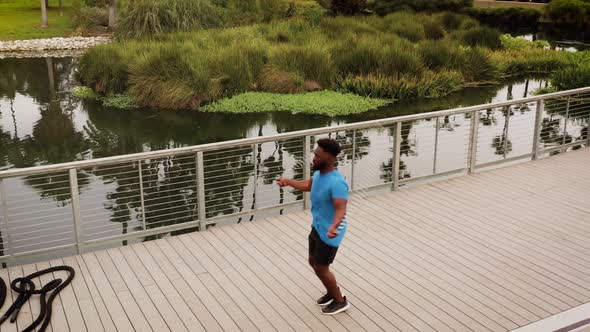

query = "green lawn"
[474,0,546,10]
[0,0,75,41]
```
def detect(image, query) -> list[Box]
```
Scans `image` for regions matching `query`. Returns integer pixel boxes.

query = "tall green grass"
[79,12,578,112]
[335,70,464,99]
[418,39,460,70]
[550,51,590,90]
[457,47,501,82]
[454,25,502,49]
[268,42,335,87]
[116,0,224,39]
[128,44,208,109]
[78,44,131,94]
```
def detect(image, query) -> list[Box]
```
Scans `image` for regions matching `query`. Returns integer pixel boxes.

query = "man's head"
[312,138,341,172]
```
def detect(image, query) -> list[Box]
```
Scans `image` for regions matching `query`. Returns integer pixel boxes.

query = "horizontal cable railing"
[0,86,588,265]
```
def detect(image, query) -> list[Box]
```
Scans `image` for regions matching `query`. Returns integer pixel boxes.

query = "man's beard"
[312,161,327,172]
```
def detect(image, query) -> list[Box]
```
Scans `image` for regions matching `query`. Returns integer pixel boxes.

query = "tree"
[41,0,48,28]
[109,0,116,29]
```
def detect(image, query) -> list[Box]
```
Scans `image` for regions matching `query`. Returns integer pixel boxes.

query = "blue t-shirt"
[311,170,349,247]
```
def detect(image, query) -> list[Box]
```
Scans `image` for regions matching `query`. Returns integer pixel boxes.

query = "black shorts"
[308,227,339,266]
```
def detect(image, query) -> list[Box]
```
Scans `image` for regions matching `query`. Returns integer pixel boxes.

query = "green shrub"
[263,19,317,44]
[82,0,109,6]
[380,39,425,77]
[209,40,268,95]
[332,35,382,75]
[128,45,209,109]
[418,39,460,70]
[335,70,463,99]
[73,86,100,100]
[302,4,327,26]
[551,62,590,90]
[456,25,502,49]
[491,48,571,76]
[335,74,424,100]
[320,16,379,39]
[268,42,335,87]
[423,19,445,40]
[335,74,395,98]
[417,70,464,98]
[462,7,541,28]
[456,47,501,82]
[225,0,291,25]
[545,0,590,28]
[116,0,224,39]
[381,12,426,42]
[78,45,130,94]
[72,6,109,30]
[78,11,576,112]
[259,0,291,22]
[257,65,305,93]
[373,0,473,16]
[500,34,549,50]
[437,12,464,31]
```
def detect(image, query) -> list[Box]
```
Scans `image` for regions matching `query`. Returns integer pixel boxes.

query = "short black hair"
[317,138,341,157]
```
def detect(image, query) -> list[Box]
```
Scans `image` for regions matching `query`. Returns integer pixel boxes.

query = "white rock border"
[0,36,110,58]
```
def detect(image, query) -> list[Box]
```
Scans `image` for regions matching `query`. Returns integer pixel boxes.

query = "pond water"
[0,57,556,170]
[512,24,590,52]
[0,54,588,260]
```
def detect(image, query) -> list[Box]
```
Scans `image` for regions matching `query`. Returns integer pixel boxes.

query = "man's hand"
[327,225,338,238]
[276,177,290,187]
[276,178,312,192]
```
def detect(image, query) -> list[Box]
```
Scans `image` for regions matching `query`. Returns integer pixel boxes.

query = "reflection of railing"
[0,86,589,265]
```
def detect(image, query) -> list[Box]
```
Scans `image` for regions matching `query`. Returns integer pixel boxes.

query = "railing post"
[303,135,311,209]
[532,99,545,160]
[138,161,147,230]
[467,111,480,174]
[69,168,84,254]
[562,96,571,148]
[392,122,402,191]
[433,117,440,174]
[196,151,206,231]
[0,179,14,258]
[503,107,510,158]
[252,144,258,210]
[351,129,356,191]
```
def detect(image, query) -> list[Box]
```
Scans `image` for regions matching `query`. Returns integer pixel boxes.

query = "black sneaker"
[321,296,350,315]
[316,293,333,306]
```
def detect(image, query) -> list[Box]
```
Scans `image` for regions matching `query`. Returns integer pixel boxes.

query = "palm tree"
[41,0,48,28]
[108,0,116,29]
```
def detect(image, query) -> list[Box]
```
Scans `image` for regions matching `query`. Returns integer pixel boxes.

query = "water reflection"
[0,56,588,256]
[512,25,590,52]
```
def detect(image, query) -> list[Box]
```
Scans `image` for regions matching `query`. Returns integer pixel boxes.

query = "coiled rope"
[0,265,75,332]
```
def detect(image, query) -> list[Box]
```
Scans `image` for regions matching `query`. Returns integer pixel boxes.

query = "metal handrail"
[1,86,589,179]
[0,85,588,265]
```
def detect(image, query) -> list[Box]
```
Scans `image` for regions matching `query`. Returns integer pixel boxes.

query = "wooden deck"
[1,148,589,332]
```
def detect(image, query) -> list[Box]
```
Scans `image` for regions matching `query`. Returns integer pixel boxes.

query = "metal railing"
[0,86,589,265]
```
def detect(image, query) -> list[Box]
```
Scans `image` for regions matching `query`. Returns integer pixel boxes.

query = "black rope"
[0,265,75,332]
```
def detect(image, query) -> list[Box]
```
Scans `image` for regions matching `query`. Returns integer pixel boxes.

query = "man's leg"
[314,264,344,303]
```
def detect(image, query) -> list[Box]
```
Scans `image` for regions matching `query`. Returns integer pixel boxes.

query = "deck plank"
[0,148,587,332]
[0,266,17,332]
[74,255,118,332]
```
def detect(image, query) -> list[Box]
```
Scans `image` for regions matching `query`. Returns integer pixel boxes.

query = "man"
[277,138,350,315]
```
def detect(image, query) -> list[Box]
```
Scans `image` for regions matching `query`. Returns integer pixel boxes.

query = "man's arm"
[327,198,347,238]
[276,178,312,192]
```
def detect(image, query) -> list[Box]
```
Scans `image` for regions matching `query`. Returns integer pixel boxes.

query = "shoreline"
[0,36,110,58]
